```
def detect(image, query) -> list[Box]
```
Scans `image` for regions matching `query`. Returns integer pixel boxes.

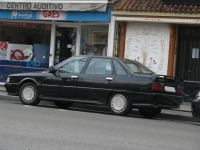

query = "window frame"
[84,57,113,75]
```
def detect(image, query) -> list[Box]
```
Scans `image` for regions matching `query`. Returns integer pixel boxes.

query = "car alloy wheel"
[139,108,161,118]
[19,82,40,105]
[108,93,131,116]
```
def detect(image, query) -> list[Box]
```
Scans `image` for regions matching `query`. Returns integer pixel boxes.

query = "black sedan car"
[5,55,184,118]
[192,91,200,117]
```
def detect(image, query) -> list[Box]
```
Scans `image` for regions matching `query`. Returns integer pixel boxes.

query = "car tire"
[19,82,40,105]
[108,93,131,116]
[139,108,161,118]
[54,102,73,109]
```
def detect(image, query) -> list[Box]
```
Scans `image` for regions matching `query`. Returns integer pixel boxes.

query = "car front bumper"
[192,99,200,117]
[4,82,19,96]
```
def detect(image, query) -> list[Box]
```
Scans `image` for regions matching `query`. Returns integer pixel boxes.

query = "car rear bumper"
[4,83,19,96]
[130,92,184,109]
[154,93,184,108]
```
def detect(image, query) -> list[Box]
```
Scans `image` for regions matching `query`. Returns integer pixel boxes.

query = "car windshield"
[120,58,155,74]
[54,56,87,69]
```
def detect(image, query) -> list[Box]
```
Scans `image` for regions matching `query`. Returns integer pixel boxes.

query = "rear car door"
[77,57,114,104]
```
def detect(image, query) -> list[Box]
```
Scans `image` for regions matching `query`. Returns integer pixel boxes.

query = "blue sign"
[69,32,77,39]
[66,9,111,22]
[0,10,37,20]
[0,9,111,22]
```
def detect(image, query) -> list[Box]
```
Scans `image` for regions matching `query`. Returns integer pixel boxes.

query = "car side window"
[113,60,127,76]
[57,59,86,73]
[85,58,112,75]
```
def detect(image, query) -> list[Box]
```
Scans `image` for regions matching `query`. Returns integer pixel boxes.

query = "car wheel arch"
[19,82,40,105]
[18,79,38,94]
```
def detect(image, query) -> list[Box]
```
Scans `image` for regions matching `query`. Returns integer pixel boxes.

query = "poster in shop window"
[6,44,33,61]
[0,41,8,60]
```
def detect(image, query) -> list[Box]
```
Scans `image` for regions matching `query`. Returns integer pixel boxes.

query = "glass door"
[55,27,77,65]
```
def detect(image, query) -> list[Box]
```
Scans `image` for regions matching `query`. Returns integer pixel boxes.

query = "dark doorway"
[54,27,77,65]
[176,26,200,99]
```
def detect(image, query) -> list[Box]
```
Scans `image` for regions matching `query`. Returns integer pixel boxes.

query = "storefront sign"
[0,10,37,19]
[7,3,63,10]
[0,2,107,11]
[39,10,66,20]
[0,9,111,22]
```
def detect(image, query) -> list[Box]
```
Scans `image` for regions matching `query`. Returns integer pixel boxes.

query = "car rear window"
[120,59,155,74]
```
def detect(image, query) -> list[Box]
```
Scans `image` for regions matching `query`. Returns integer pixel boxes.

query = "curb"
[0,82,5,86]
[1,94,200,122]
[165,108,191,113]
[0,94,19,101]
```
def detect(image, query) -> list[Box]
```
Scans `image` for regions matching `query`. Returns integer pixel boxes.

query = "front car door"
[42,71,62,98]
[77,57,114,105]
[55,56,88,99]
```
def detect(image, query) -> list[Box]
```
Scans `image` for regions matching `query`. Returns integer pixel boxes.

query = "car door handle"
[106,77,113,81]
[71,76,77,79]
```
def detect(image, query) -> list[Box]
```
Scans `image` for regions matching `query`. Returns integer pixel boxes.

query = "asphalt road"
[0,99,200,150]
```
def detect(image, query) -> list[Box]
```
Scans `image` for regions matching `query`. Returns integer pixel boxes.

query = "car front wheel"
[108,93,131,116]
[139,108,161,118]
[54,102,73,109]
[19,82,40,105]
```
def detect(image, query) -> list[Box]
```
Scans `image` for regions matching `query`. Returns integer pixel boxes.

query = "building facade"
[112,0,200,97]
[0,0,117,82]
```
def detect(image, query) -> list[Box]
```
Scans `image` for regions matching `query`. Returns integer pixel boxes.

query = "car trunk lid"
[151,75,184,95]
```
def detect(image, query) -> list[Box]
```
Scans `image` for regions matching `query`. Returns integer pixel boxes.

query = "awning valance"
[0,0,109,11]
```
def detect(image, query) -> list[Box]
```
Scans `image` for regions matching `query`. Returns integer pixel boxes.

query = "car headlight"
[6,76,10,82]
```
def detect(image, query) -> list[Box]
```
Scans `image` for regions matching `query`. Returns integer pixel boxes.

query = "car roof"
[73,55,119,60]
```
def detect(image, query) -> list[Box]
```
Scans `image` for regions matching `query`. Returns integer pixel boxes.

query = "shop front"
[0,0,112,82]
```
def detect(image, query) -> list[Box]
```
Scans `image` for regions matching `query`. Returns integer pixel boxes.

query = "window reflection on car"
[120,59,154,74]
[57,56,86,73]
[113,59,127,76]
[85,58,112,75]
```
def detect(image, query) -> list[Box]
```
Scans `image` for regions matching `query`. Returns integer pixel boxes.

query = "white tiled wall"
[124,22,170,75]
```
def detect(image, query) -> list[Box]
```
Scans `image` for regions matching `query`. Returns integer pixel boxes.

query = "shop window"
[0,21,51,81]
[80,25,108,56]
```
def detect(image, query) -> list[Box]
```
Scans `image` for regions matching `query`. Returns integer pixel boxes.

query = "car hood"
[9,71,46,77]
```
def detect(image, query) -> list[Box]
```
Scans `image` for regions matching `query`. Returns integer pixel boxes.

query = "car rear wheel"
[139,108,161,118]
[19,82,40,105]
[108,93,131,116]
[54,102,73,109]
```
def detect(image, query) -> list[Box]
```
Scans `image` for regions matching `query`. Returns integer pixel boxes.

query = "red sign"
[43,10,60,18]
[0,41,8,50]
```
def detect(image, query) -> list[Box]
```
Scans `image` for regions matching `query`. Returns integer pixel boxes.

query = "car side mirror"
[48,66,55,73]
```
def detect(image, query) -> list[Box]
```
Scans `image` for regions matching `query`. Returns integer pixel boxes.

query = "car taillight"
[177,88,183,94]
[152,84,164,91]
